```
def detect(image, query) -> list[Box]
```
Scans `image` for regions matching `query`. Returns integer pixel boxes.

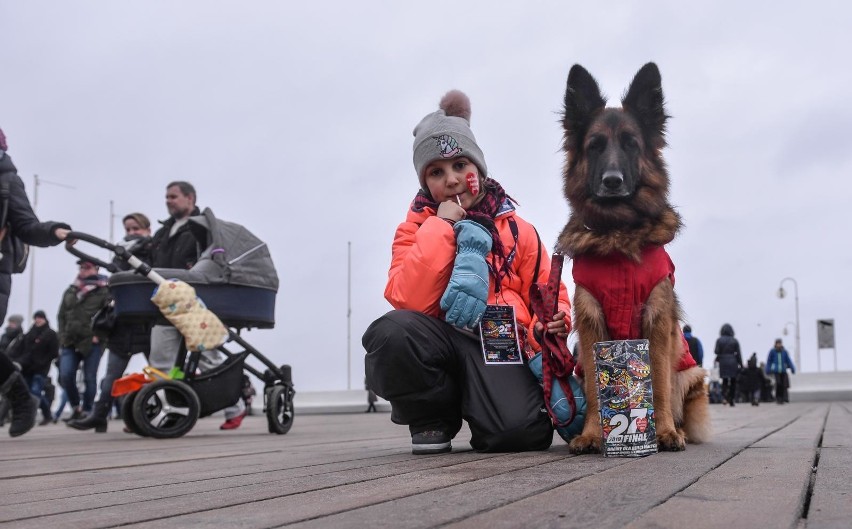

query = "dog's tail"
[673,366,712,444]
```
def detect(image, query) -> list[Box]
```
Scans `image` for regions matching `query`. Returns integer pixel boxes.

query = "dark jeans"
[92,350,133,417]
[363,310,552,452]
[773,372,790,403]
[24,373,52,419]
[59,345,103,412]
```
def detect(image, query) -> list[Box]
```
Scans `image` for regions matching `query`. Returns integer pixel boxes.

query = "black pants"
[363,310,552,452]
[773,372,790,403]
[721,377,737,405]
[0,272,14,385]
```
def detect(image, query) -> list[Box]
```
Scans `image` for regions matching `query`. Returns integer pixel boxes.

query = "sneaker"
[220,412,246,430]
[411,430,451,455]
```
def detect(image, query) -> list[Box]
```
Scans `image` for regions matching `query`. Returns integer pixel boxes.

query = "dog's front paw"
[656,429,686,451]
[568,434,602,454]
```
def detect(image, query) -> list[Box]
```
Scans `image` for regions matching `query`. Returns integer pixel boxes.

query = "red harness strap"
[572,246,695,371]
[529,254,577,427]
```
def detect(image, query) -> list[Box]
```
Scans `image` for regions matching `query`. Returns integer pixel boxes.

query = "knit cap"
[412,90,487,191]
[33,311,47,320]
[7,314,23,325]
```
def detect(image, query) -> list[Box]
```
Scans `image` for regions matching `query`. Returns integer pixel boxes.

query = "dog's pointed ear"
[622,62,668,146]
[563,64,606,150]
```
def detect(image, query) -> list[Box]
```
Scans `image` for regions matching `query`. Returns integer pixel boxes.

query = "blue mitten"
[440,220,492,329]
[528,351,587,442]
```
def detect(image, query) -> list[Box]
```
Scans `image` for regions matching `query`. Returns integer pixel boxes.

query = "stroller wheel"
[121,391,148,437]
[132,380,200,439]
[266,384,294,435]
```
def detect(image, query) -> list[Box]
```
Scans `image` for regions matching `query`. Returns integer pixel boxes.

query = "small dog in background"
[555,62,710,453]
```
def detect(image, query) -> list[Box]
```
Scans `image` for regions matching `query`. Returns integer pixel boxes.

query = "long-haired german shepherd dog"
[556,63,710,453]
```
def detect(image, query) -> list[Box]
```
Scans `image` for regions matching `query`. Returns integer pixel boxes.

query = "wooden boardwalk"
[1,401,850,528]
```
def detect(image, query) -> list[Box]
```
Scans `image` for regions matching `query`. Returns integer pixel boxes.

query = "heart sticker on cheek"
[466,173,480,197]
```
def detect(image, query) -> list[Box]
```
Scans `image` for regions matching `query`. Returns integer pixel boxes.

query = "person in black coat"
[739,353,764,406]
[11,311,59,424]
[147,182,203,373]
[150,182,201,270]
[146,182,245,430]
[0,314,24,355]
[0,129,71,437]
[714,323,743,407]
[0,314,24,426]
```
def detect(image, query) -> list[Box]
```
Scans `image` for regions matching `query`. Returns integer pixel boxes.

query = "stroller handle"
[65,231,166,284]
[65,231,119,272]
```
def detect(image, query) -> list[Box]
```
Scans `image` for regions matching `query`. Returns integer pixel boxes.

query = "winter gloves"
[440,220,491,329]
[527,351,586,442]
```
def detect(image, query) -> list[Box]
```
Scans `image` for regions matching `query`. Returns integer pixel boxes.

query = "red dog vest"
[572,246,695,372]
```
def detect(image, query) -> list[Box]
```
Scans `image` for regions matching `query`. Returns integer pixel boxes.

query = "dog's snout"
[602,170,624,190]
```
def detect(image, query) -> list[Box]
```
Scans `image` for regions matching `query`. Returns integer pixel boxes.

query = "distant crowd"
[0,133,256,436]
[682,323,796,407]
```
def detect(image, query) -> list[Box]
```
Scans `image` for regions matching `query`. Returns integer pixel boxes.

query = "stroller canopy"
[187,207,279,291]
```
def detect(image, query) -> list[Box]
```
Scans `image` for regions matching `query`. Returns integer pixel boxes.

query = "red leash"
[528,254,577,427]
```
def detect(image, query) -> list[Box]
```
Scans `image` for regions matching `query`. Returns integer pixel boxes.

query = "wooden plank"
[807,403,852,528]
[0,401,843,529]
[2,452,558,529]
[0,416,445,513]
[439,404,823,529]
[286,450,628,529]
[0,413,404,479]
[620,403,827,529]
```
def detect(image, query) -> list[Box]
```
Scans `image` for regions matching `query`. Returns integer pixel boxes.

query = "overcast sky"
[2,1,850,392]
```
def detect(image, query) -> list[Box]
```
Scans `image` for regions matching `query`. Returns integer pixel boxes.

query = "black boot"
[0,397,10,426]
[67,399,110,433]
[0,372,39,437]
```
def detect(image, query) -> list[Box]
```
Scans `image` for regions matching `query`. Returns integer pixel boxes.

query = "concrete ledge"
[789,371,852,402]
[263,371,852,415]
[292,389,391,415]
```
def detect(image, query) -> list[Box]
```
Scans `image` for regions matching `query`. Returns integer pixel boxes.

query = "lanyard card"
[479,305,523,365]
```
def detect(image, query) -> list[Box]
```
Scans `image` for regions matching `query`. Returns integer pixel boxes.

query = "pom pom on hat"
[412,90,487,192]
[439,90,472,122]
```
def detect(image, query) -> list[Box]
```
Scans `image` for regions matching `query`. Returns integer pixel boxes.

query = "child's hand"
[533,310,570,341]
[437,200,466,223]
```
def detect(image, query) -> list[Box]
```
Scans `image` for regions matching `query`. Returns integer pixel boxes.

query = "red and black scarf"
[74,274,108,300]
[412,177,518,280]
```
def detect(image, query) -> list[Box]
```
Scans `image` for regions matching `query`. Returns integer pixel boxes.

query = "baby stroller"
[66,208,294,438]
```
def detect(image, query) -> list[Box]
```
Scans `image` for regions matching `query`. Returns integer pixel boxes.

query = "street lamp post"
[777,277,801,371]
[27,174,75,322]
[347,241,351,391]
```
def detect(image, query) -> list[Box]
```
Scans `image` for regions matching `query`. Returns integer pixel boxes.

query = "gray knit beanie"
[412,90,487,191]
